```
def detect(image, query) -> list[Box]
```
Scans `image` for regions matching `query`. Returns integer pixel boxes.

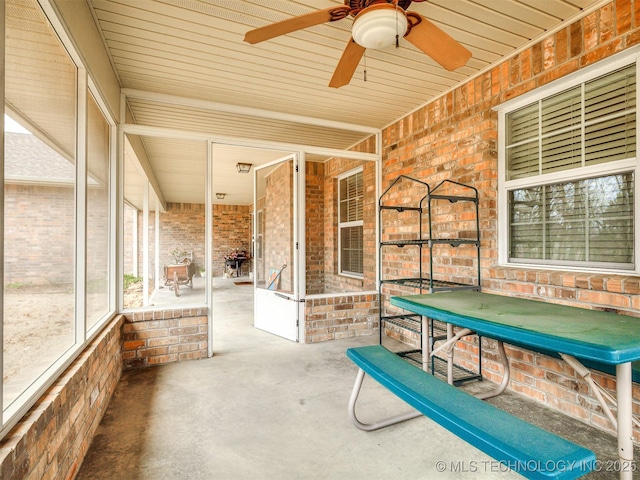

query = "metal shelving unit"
[378,176,482,384]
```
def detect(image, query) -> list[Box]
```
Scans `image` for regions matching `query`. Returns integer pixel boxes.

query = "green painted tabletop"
[391,291,640,364]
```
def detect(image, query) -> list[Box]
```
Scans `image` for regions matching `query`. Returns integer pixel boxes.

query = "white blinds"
[339,171,363,223]
[339,171,364,275]
[506,65,636,180]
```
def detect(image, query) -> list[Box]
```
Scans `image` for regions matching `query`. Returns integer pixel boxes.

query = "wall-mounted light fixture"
[236,162,252,174]
[216,193,226,199]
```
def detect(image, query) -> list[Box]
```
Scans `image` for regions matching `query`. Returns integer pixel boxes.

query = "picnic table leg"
[349,368,422,431]
[616,362,633,480]
[446,323,454,384]
[474,341,510,400]
[429,327,475,384]
[422,317,429,372]
[561,354,618,428]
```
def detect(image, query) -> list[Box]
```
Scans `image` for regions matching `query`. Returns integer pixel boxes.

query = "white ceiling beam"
[121,123,380,163]
[122,88,380,136]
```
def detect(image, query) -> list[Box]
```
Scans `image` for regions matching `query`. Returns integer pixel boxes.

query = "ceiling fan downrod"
[395,1,400,47]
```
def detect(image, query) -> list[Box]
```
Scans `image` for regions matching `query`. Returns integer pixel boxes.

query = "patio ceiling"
[86,0,604,207]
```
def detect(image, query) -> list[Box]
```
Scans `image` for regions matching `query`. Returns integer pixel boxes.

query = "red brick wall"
[264,162,293,291]
[158,202,206,270]
[379,0,640,440]
[322,148,377,293]
[123,203,136,275]
[137,203,205,279]
[127,203,252,279]
[122,308,208,369]
[4,183,109,285]
[305,293,378,343]
[305,161,325,294]
[212,204,252,277]
[4,184,74,285]
[255,196,266,283]
[304,142,379,343]
[0,315,123,480]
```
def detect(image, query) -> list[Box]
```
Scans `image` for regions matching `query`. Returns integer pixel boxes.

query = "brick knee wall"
[305,292,378,343]
[122,308,208,369]
[0,315,123,480]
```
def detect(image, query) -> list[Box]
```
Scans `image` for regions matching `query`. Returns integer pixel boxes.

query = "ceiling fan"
[244,0,472,88]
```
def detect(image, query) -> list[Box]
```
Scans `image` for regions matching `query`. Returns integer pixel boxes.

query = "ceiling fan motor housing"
[352,4,409,49]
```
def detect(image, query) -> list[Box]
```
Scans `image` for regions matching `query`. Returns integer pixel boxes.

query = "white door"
[253,155,300,341]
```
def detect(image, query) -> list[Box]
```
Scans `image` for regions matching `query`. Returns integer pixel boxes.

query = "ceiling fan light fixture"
[352,5,408,50]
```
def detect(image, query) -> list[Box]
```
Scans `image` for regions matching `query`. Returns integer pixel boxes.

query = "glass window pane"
[509,187,543,259]
[541,129,582,173]
[507,103,538,145]
[541,86,581,135]
[4,0,77,408]
[86,93,110,329]
[124,138,208,307]
[587,174,634,263]
[585,114,636,165]
[509,174,633,266]
[5,0,76,156]
[545,182,586,261]
[339,172,363,223]
[507,140,539,180]
[338,171,364,276]
[340,226,363,274]
[585,65,636,121]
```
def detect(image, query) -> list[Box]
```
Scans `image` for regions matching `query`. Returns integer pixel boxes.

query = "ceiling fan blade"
[405,13,471,71]
[329,38,366,88]
[244,6,350,44]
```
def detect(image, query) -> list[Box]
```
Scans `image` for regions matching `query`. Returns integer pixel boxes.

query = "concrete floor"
[77,278,625,480]
[149,275,206,306]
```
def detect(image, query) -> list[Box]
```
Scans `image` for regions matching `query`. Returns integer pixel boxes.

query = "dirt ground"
[123,280,145,309]
[3,284,75,402]
[2,280,145,404]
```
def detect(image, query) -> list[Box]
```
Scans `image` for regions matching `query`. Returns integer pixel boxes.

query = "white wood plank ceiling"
[85,0,603,206]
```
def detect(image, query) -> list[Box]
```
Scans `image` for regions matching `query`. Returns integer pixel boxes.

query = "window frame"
[256,209,264,261]
[337,167,364,279]
[1,0,117,439]
[496,47,640,274]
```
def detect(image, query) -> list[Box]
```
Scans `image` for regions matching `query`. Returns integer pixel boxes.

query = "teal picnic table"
[391,290,640,480]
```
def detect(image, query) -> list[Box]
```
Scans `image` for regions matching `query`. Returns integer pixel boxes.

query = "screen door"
[253,155,300,341]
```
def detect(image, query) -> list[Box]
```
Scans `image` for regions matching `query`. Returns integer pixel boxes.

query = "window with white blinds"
[503,61,637,270]
[338,170,364,277]
[507,65,636,180]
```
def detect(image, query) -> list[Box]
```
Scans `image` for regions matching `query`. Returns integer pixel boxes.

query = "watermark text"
[434,459,637,474]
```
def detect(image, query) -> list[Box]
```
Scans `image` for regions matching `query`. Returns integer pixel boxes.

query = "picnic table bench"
[348,345,596,479]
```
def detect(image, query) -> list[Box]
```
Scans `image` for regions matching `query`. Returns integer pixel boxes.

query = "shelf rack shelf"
[378,175,482,384]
